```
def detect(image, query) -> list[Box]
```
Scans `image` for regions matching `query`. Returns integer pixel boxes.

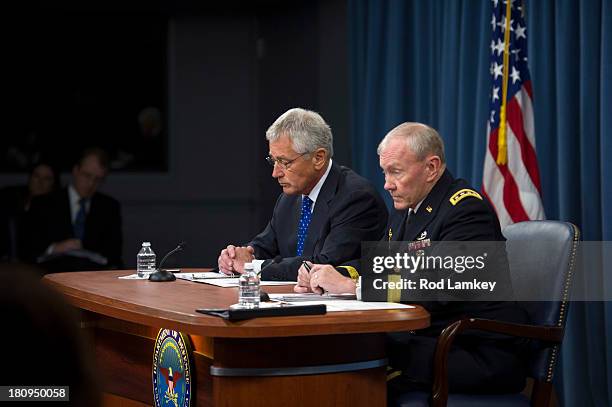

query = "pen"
[302,261,326,296]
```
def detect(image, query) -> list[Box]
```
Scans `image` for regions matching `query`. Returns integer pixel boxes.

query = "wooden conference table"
[44,269,430,407]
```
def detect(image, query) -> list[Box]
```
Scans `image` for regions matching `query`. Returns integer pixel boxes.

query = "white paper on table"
[325,301,414,311]
[175,272,230,281]
[269,293,356,301]
[118,273,149,280]
[271,298,414,312]
[196,278,296,287]
[118,272,295,286]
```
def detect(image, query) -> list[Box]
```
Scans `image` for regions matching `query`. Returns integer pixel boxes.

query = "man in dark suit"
[296,122,528,395]
[24,148,122,270]
[217,108,387,281]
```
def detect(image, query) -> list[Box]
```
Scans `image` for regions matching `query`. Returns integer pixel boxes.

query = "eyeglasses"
[265,152,309,170]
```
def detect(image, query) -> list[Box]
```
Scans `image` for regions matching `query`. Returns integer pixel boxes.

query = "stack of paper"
[268,293,414,312]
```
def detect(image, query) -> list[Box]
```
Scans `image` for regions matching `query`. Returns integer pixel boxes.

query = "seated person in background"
[24,148,123,270]
[218,107,388,281]
[295,122,528,396]
[0,161,59,262]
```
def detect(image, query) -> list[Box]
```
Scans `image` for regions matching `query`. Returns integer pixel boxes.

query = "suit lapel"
[284,195,301,256]
[84,194,97,242]
[389,210,408,242]
[301,163,340,256]
[60,189,75,238]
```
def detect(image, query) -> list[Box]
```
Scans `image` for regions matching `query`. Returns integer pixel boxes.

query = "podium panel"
[44,270,430,406]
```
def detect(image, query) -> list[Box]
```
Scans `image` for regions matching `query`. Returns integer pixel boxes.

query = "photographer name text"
[373,278,497,292]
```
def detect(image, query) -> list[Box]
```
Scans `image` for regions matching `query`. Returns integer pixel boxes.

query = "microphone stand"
[149,242,186,282]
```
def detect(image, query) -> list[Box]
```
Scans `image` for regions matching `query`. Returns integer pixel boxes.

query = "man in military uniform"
[296,122,528,396]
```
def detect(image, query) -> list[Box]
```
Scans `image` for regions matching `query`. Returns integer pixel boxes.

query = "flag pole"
[497,0,513,165]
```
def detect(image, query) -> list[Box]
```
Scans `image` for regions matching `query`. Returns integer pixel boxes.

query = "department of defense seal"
[152,329,193,407]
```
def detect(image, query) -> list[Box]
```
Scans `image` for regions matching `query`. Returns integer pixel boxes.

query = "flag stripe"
[482,185,512,227]
[487,127,531,222]
[504,125,546,220]
[524,80,533,99]
[482,0,545,228]
[506,96,543,192]
[515,84,537,148]
[482,139,513,227]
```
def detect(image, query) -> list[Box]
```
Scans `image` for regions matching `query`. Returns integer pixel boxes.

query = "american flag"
[482,0,545,228]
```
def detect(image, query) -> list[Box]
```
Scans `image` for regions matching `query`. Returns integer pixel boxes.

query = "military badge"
[406,238,431,251]
[449,189,483,205]
[152,329,193,407]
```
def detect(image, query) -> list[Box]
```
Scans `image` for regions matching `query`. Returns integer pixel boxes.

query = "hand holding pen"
[302,260,327,295]
[294,262,312,293]
[294,261,323,294]
[296,262,356,295]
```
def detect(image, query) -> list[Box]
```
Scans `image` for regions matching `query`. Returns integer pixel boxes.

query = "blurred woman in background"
[1,161,60,261]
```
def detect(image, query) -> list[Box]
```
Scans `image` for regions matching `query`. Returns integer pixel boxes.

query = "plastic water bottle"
[238,263,260,308]
[137,242,156,277]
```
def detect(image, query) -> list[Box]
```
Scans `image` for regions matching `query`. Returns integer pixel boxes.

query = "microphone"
[265,255,283,269]
[257,255,283,278]
[149,242,187,282]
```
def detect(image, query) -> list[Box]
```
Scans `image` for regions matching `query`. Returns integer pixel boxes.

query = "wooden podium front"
[44,270,430,407]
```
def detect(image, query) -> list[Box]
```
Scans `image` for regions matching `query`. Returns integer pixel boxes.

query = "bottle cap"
[142,242,151,246]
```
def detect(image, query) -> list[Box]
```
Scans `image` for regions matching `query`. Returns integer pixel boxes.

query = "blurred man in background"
[24,148,122,271]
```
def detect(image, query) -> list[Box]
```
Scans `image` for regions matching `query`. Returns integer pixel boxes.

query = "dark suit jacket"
[251,162,388,281]
[24,188,123,269]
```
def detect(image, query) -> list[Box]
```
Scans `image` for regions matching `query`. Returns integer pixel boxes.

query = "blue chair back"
[503,220,580,382]
[391,221,581,407]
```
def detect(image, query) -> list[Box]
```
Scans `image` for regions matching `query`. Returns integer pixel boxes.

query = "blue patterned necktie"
[73,198,87,241]
[296,196,313,256]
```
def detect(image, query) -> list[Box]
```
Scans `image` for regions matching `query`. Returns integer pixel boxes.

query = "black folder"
[196,304,326,321]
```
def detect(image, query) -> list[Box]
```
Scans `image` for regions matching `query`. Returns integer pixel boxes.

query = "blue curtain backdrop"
[348,0,611,405]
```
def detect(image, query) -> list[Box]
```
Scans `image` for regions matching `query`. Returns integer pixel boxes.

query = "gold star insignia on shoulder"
[449,189,483,206]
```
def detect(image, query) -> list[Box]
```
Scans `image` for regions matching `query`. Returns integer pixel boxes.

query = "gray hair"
[377,122,446,164]
[266,108,334,157]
